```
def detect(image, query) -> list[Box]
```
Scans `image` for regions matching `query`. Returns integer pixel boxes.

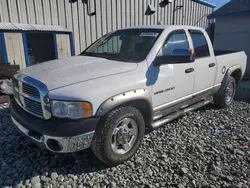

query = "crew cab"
[10,25,247,166]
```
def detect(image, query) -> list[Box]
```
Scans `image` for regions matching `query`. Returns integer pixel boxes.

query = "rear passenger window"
[189,30,210,58]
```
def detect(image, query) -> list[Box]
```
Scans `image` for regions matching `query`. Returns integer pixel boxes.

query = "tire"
[91,106,145,166]
[214,76,236,108]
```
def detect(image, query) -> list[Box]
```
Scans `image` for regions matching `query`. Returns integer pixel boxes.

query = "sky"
[206,0,230,9]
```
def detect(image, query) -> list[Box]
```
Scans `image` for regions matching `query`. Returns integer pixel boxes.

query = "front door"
[151,30,195,110]
[4,32,26,69]
[188,30,216,94]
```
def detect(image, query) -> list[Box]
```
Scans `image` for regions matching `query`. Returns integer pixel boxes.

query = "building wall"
[0,0,213,55]
[213,14,250,77]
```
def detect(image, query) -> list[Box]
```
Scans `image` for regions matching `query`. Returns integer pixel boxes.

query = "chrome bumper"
[11,116,95,153]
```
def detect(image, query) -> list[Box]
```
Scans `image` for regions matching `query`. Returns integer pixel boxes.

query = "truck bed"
[214,50,238,56]
[214,51,247,85]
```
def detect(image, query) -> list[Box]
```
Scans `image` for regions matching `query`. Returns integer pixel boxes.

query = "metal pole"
[182,0,184,25]
[172,0,176,25]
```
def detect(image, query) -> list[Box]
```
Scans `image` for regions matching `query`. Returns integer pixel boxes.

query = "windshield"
[80,29,163,62]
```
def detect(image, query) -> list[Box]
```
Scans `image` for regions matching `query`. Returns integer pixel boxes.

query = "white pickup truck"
[10,25,247,166]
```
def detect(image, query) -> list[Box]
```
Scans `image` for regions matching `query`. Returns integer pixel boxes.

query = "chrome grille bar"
[24,97,44,118]
[12,78,19,89]
[22,82,40,98]
[13,73,51,120]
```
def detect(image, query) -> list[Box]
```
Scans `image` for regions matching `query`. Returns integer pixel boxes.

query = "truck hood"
[20,56,138,90]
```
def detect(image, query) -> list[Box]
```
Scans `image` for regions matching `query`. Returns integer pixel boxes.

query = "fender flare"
[96,89,153,118]
[216,64,242,96]
[221,64,242,84]
[226,64,242,77]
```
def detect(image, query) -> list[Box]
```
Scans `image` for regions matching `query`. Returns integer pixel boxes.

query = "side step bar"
[151,98,212,129]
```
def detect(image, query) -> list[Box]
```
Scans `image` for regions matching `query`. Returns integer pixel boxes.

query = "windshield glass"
[80,29,163,62]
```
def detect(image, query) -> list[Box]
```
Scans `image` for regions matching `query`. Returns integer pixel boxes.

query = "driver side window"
[159,30,189,56]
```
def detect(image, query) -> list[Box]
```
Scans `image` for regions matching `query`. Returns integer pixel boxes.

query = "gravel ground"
[1,82,250,188]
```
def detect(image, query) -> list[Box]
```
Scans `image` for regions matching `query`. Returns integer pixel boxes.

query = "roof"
[208,0,250,19]
[120,25,204,31]
[123,25,170,30]
[0,23,71,32]
[192,0,216,8]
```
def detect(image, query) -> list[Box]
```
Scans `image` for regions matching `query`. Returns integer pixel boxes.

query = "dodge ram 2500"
[10,25,247,166]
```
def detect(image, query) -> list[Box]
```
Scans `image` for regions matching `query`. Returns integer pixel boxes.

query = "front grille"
[13,74,51,119]
[13,78,44,118]
[22,82,40,98]
[24,97,43,117]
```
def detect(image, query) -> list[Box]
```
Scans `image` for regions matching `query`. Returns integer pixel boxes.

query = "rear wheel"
[214,76,236,108]
[91,106,145,166]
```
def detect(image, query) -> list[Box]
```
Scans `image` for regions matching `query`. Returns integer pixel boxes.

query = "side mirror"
[153,49,195,66]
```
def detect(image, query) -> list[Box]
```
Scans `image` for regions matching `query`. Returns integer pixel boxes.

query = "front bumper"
[12,116,94,152]
[10,99,99,153]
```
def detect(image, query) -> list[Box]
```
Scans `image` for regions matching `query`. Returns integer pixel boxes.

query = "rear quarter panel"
[215,51,247,85]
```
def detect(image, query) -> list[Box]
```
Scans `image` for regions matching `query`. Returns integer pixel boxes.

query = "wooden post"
[0,65,20,79]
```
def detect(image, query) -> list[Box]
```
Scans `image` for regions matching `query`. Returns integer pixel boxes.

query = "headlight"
[51,100,92,119]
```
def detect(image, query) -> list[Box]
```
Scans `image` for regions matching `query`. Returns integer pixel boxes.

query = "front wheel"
[214,76,236,108]
[91,106,145,166]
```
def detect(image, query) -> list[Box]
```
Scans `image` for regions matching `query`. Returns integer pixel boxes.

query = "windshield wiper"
[101,53,128,62]
[80,52,96,56]
[80,52,129,62]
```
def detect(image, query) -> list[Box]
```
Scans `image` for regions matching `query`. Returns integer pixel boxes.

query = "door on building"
[152,29,195,109]
[4,32,26,69]
[188,30,216,94]
[26,33,56,66]
[56,34,71,59]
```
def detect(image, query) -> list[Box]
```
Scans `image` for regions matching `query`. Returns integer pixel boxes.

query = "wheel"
[91,106,145,166]
[214,76,236,108]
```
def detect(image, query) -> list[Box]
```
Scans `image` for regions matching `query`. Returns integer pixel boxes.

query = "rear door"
[188,30,216,94]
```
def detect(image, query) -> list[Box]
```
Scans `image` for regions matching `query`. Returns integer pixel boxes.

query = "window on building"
[189,30,210,58]
[160,30,189,56]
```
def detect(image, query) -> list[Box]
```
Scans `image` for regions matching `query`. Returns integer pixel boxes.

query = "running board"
[151,98,212,129]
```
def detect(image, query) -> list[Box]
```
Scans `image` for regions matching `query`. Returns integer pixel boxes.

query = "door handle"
[185,68,194,73]
[209,63,216,68]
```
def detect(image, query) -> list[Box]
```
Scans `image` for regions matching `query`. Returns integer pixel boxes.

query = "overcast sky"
[207,0,230,9]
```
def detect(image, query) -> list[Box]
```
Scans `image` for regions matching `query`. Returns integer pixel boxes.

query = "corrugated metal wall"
[0,0,213,54]
[214,15,250,77]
